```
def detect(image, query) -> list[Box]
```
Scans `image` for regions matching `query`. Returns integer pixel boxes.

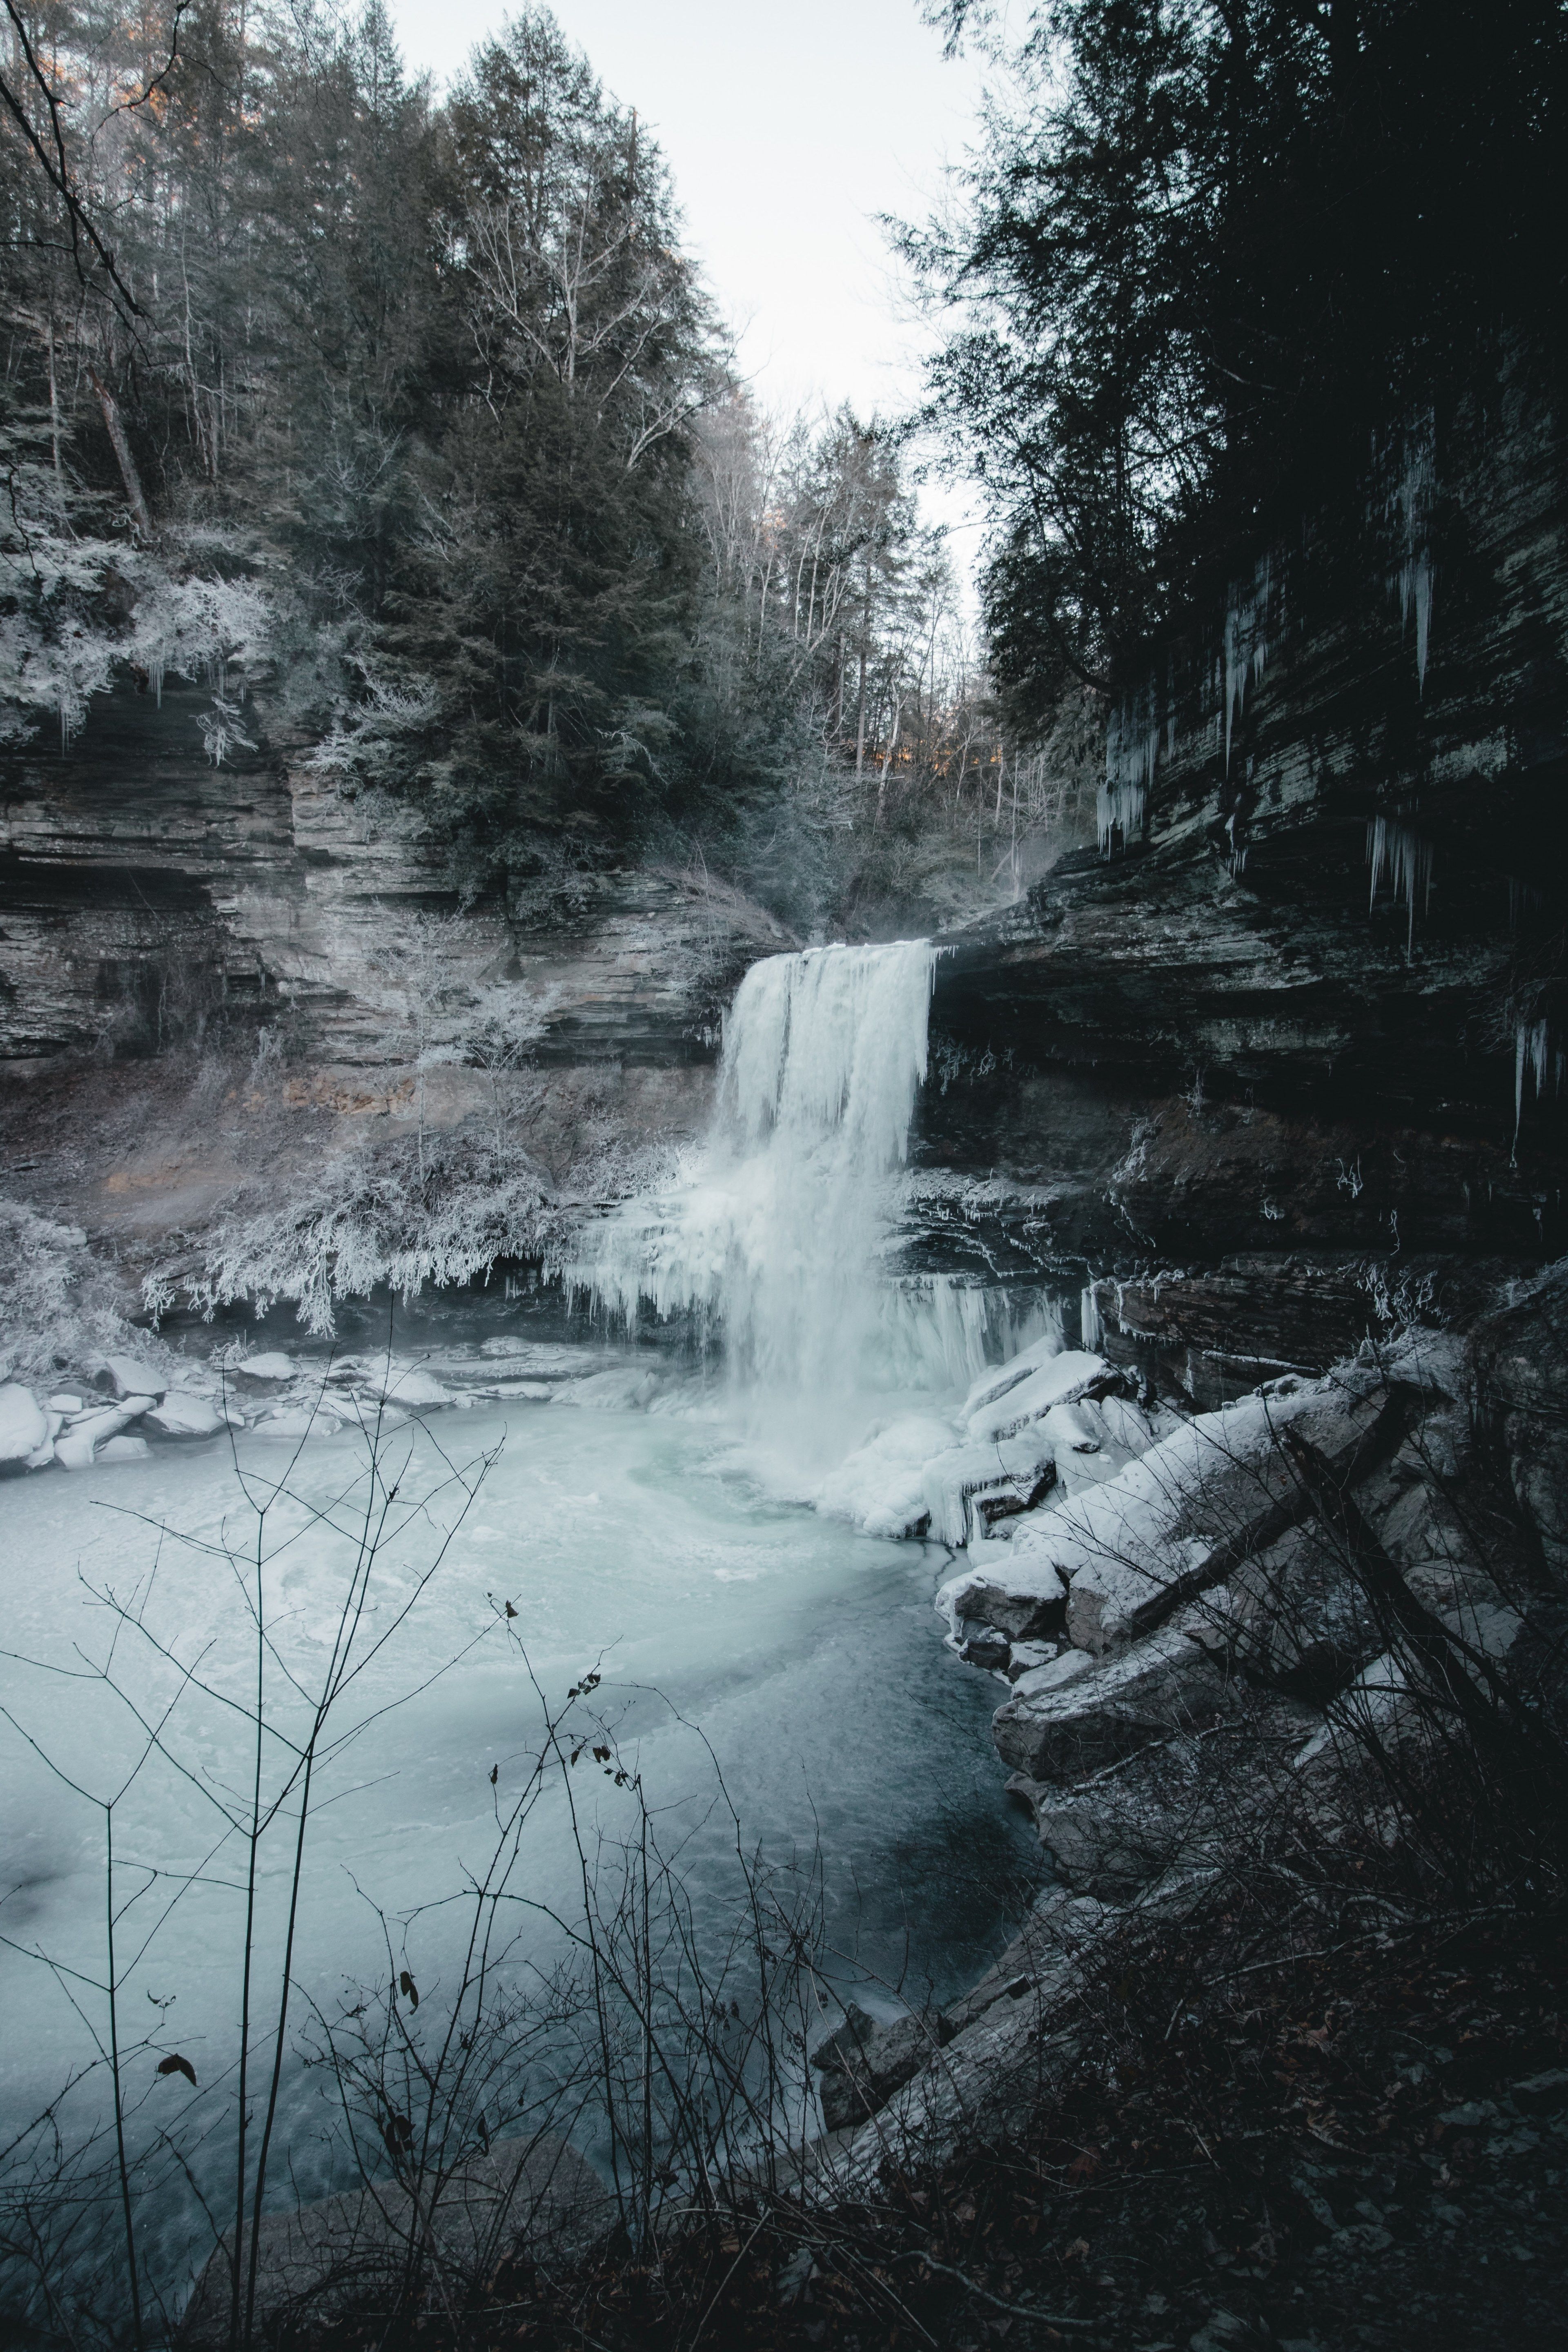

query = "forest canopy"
[4,0,1563,915]
[0,0,1028,925]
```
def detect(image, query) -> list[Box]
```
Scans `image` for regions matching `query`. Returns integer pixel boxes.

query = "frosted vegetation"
[0,2,1102,945]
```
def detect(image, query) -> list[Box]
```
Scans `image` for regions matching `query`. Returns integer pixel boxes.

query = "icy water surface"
[0,1367,1036,2289]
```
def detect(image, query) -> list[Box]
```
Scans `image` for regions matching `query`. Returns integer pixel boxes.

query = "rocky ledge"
[804,1258,1568,2172]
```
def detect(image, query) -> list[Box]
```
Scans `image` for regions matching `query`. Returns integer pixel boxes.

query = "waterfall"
[574,940,954,1401]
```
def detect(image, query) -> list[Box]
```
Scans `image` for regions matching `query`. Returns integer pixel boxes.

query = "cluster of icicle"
[1367,813,1435,955]
[1515,1017,1565,1160]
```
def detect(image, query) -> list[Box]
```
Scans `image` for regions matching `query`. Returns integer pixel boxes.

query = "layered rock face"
[0,673,787,1077]
[922,351,1568,1299]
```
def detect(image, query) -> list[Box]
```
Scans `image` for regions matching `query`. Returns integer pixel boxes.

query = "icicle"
[1223,555,1272,770]
[1367,814,1434,956]
[1512,1016,1559,1160]
[1080,1284,1103,1348]
[1390,414,1436,693]
[1100,682,1160,853]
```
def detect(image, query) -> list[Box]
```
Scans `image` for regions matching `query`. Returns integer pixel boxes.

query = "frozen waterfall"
[572,940,1039,1412]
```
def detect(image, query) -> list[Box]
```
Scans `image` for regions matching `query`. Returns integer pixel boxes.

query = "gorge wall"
[2,348,1565,1337]
[919,345,1568,1374]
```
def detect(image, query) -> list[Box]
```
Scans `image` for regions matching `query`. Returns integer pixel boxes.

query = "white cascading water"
[574,940,1023,1414]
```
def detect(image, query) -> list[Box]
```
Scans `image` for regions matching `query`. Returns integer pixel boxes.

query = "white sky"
[390,0,992,568]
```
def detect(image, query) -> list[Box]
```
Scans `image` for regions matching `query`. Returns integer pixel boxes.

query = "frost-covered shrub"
[0,417,297,758]
[0,1200,142,1382]
[145,1134,558,1337]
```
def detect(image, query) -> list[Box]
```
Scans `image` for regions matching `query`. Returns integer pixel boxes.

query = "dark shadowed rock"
[178,2134,613,2345]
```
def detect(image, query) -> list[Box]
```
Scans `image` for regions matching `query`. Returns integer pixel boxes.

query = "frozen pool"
[0,1361,1039,2300]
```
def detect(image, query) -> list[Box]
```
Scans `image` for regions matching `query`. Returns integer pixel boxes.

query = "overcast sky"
[390,0,992,561]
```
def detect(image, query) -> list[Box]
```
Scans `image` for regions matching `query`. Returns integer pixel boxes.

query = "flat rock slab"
[991,1612,1235,1781]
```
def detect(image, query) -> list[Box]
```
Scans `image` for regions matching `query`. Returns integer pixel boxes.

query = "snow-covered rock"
[147,1392,225,1438]
[943,1558,1067,1643]
[991,1612,1233,1780]
[962,1335,1073,1421]
[922,1433,1057,1548]
[0,1383,48,1474]
[968,1374,1394,1657]
[98,1434,151,1464]
[47,1392,85,1413]
[378,1365,453,1409]
[252,1403,342,1441]
[963,1350,1115,1445]
[55,1403,143,1470]
[817,1414,958,1537]
[551,1366,662,1412]
[101,1354,167,1402]
[234,1352,298,1383]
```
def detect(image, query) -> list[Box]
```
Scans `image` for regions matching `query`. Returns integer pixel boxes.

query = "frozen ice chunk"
[964,1351,1113,1444]
[817,1413,959,1537]
[377,1365,453,1409]
[922,1433,1056,1548]
[98,1434,151,1463]
[0,1384,48,1472]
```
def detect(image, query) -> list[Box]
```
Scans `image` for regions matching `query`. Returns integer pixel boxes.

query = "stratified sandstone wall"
[0,672,789,1075]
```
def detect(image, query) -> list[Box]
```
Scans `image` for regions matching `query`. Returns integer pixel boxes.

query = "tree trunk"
[89,368,153,537]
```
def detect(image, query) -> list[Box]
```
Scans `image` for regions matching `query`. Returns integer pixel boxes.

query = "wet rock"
[956,1621,1011,1670]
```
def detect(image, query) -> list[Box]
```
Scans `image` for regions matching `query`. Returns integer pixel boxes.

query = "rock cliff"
[922,350,1567,1316]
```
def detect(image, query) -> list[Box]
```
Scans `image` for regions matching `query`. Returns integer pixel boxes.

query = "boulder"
[991,1613,1235,1782]
[98,1434,151,1463]
[147,1392,225,1439]
[1002,1371,1402,1656]
[0,1384,48,1475]
[234,1351,299,1385]
[54,1402,143,1470]
[956,1621,1011,1670]
[945,1561,1067,1643]
[100,1354,167,1402]
[1007,1639,1060,1679]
